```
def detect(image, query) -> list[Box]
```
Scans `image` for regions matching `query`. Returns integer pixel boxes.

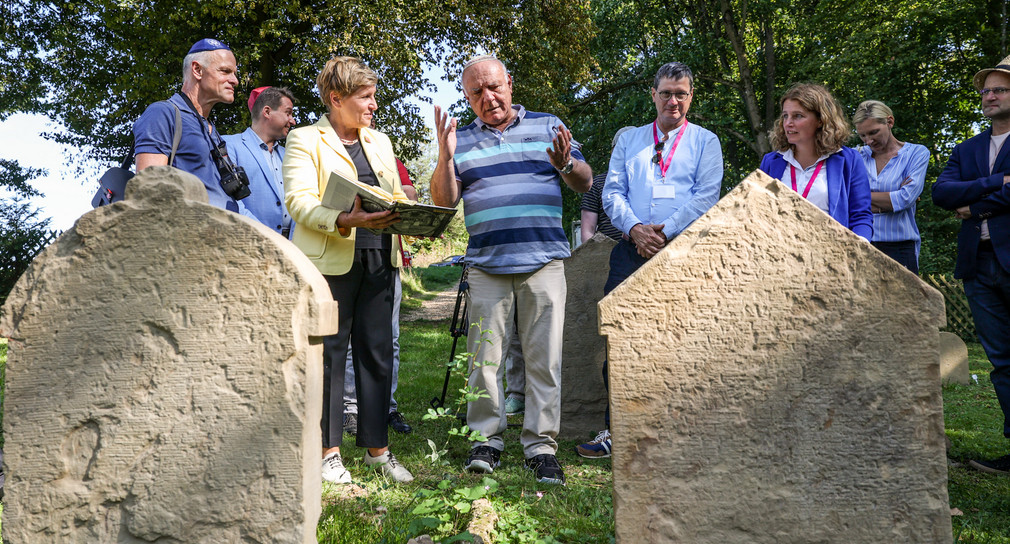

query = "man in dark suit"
[223,86,296,236]
[933,54,1010,475]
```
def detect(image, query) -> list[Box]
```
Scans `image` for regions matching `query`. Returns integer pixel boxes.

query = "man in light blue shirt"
[577,61,723,459]
[222,86,296,236]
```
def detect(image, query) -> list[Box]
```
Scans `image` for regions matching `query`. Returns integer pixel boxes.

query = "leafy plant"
[407,322,496,541]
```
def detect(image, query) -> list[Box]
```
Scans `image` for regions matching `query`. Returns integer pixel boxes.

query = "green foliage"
[4,0,595,168]
[0,160,58,307]
[412,323,493,540]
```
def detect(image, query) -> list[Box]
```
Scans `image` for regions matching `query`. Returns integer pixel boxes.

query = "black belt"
[979,239,994,252]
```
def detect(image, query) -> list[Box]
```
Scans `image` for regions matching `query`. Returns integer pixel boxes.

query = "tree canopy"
[3,0,595,164]
[6,0,1009,274]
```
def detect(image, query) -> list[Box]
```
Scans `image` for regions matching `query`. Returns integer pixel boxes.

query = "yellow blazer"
[283,116,404,276]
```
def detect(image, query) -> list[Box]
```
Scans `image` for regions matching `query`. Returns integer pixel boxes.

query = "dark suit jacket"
[222,127,287,234]
[932,128,1010,279]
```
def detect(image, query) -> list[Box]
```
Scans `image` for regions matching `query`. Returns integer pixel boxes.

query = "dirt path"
[402,284,460,322]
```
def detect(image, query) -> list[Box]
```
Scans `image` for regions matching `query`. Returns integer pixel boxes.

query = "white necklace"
[339,136,358,146]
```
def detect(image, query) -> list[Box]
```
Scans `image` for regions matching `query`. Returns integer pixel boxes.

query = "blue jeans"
[963,247,1010,439]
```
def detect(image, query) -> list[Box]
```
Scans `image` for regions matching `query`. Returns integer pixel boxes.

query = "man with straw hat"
[933,54,1010,475]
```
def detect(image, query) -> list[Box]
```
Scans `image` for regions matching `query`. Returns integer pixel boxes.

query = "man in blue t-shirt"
[431,55,592,485]
[133,38,251,215]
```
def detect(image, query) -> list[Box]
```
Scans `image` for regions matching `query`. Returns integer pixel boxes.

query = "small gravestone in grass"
[560,233,616,439]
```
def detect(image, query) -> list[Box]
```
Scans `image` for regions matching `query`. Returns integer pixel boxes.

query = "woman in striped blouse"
[853,100,930,274]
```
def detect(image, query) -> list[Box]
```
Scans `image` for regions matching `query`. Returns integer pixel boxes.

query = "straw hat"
[973,54,1010,91]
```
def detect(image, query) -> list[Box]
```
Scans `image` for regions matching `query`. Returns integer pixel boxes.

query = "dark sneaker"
[387,411,413,434]
[343,413,357,436]
[525,453,566,485]
[968,454,1010,475]
[576,429,612,458]
[465,446,502,474]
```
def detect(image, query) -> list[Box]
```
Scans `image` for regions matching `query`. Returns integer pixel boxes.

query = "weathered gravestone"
[939,331,970,386]
[599,170,952,544]
[0,167,336,543]
[561,233,616,439]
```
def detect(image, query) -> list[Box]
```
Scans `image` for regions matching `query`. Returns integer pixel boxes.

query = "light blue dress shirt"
[858,143,929,250]
[603,121,723,240]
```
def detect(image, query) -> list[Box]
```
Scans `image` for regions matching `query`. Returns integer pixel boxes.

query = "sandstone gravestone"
[561,233,616,439]
[939,331,970,385]
[599,170,952,544]
[0,167,337,543]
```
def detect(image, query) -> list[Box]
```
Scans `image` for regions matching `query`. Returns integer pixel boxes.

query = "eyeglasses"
[652,140,664,164]
[980,87,1010,97]
[656,90,691,102]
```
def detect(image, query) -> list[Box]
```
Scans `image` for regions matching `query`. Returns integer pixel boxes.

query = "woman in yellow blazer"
[283,56,412,484]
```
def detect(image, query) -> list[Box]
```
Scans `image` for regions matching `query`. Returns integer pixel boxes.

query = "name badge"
[653,185,676,199]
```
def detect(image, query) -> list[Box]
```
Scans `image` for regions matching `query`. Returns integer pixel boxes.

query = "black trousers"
[322,248,394,449]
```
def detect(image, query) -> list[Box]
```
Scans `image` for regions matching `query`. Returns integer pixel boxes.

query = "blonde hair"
[316,56,378,111]
[770,83,851,156]
[852,100,894,126]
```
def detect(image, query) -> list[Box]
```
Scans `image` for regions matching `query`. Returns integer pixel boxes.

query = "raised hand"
[547,125,573,170]
[435,105,458,162]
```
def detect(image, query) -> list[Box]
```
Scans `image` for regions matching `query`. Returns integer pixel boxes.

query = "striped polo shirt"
[455,105,586,274]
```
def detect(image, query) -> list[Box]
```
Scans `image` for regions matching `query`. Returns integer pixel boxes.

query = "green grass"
[316,319,614,543]
[944,343,1010,543]
[4,290,1010,542]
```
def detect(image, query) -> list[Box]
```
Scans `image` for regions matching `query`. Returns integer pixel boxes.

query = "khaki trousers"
[465,260,565,458]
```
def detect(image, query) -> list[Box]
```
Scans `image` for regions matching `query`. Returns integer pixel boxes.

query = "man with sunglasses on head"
[577,61,722,459]
[933,55,1010,476]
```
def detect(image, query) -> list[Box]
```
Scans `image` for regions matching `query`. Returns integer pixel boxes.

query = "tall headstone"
[561,233,616,439]
[599,171,952,544]
[0,167,337,543]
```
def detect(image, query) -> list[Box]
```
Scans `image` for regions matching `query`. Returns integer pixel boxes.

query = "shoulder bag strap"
[168,103,182,166]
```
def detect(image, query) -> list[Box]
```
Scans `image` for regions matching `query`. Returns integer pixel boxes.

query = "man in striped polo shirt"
[431,55,592,485]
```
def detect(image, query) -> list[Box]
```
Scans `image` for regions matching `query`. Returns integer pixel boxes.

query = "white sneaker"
[364,450,414,482]
[322,451,352,484]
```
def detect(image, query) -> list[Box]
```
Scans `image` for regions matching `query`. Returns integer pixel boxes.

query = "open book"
[321,170,458,238]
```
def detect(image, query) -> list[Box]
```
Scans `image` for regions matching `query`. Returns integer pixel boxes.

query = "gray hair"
[612,126,636,148]
[653,62,694,89]
[462,55,508,77]
[182,50,214,85]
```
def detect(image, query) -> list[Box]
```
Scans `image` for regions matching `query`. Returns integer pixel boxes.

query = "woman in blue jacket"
[759,83,872,241]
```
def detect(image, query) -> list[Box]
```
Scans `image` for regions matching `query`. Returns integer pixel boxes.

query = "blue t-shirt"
[454,105,586,274]
[133,93,242,213]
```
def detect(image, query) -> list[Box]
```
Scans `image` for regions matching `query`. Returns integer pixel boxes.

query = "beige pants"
[465,260,565,458]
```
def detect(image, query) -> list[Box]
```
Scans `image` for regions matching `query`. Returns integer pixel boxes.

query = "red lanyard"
[653,121,688,178]
[789,161,824,199]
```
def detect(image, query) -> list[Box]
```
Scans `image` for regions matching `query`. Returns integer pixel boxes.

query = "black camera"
[210,139,251,200]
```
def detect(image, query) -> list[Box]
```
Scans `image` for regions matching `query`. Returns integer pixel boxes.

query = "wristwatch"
[559,158,574,175]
